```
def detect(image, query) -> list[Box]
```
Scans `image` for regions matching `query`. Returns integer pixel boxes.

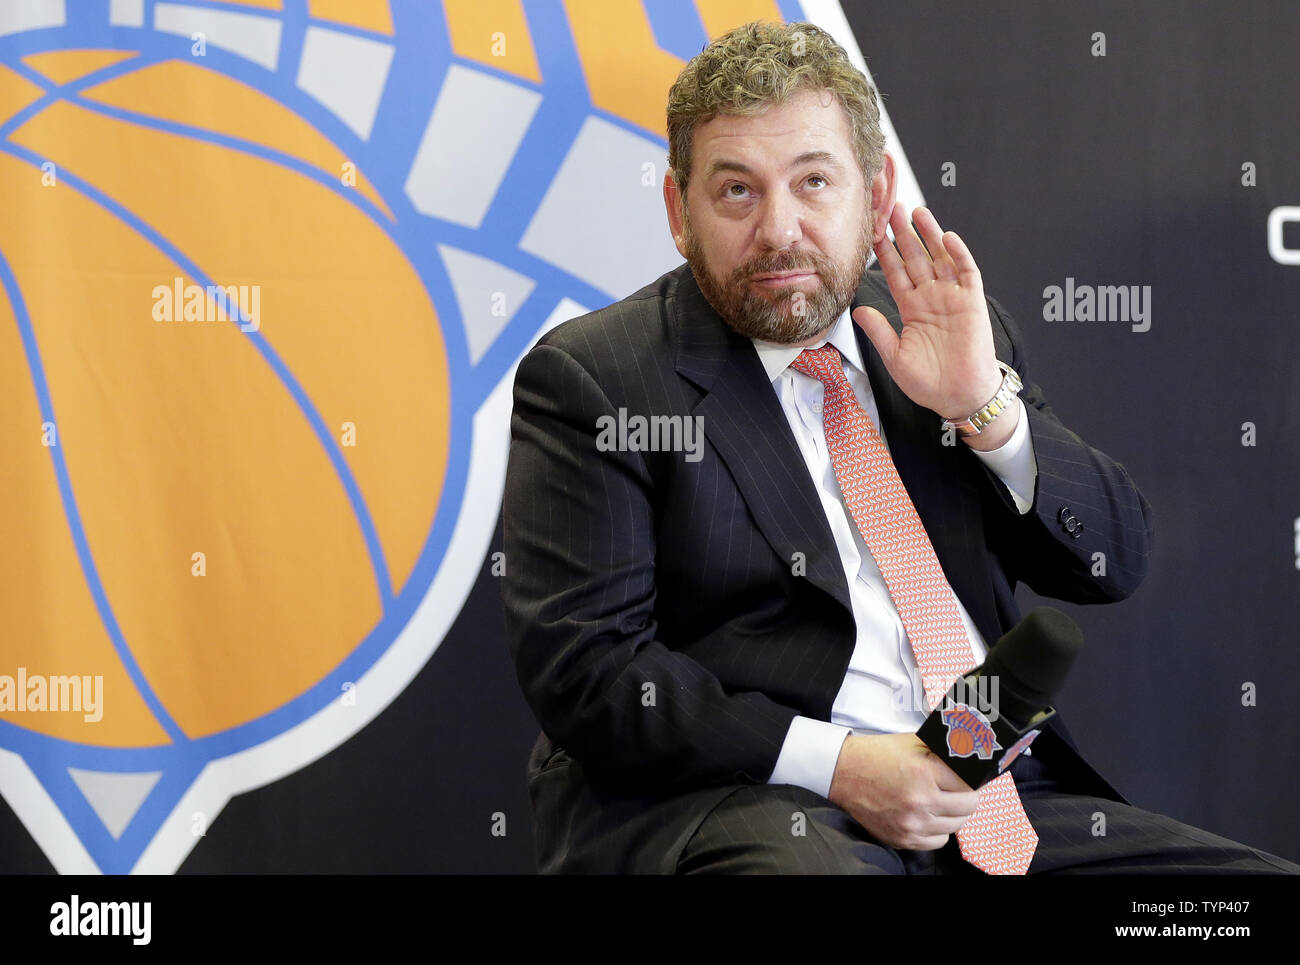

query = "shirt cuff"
[767,716,853,800]
[970,397,1037,514]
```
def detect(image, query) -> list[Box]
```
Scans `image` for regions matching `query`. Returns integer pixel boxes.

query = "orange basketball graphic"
[2,54,449,745]
[948,728,975,757]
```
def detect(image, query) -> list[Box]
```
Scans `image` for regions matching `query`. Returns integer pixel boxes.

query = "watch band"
[941,361,1023,437]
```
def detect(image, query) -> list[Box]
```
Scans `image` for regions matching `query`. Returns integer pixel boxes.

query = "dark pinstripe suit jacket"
[501,261,1154,874]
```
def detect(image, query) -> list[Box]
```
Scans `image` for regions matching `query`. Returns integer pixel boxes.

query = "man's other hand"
[827,732,980,851]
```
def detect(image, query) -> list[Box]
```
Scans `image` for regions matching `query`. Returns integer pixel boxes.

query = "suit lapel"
[671,267,852,615]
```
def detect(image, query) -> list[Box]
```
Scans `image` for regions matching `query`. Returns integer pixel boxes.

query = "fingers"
[927,788,981,818]
[896,789,979,850]
[929,756,978,794]
[940,228,981,284]
[874,205,978,289]
[895,804,973,850]
[923,757,982,814]
[912,206,958,282]
[922,755,981,818]
[888,203,933,288]
[872,209,913,295]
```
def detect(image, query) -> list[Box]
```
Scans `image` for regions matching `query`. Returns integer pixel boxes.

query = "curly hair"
[666,20,885,200]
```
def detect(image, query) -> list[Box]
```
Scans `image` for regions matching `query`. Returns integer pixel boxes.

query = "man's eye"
[806,174,827,189]
[725,183,749,198]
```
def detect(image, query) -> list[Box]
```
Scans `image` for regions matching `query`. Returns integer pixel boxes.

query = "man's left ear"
[868,152,898,246]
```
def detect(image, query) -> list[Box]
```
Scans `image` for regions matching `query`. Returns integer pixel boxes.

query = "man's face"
[669,87,880,345]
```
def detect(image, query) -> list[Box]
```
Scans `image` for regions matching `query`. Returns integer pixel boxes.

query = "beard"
[682,206,873,345]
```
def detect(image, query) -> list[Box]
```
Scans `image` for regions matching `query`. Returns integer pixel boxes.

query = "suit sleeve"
[976,295,1155,602]
[501,340,799,795]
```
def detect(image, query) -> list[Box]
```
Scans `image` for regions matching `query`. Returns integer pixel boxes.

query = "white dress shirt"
[753,308,1038,799]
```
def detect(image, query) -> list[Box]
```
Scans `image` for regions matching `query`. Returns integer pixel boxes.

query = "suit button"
[1057,506,1082,537]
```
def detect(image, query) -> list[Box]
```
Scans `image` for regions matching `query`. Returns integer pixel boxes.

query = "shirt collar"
[750,307,864,383]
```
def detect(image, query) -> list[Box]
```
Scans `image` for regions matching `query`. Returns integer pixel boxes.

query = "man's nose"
[754,189,803,253]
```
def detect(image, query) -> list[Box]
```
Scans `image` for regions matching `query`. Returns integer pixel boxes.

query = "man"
[501,20,1297,874]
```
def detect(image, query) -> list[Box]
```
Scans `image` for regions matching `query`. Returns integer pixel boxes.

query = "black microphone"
[916,607,1083,789]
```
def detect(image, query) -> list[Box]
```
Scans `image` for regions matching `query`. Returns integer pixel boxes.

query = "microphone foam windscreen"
[984,607,1084,705]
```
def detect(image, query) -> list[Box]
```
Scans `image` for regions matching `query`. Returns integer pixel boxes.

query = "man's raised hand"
[852,204,1003,422]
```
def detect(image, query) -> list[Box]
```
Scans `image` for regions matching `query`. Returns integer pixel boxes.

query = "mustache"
[737,254,822,279]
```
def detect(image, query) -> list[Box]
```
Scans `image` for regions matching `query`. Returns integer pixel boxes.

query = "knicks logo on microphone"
[940,704,1004,760]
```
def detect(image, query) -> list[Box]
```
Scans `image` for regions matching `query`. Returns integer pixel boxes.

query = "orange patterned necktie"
[789,344,1037,875]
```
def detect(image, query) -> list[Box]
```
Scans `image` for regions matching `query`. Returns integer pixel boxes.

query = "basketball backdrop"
[0,0,923,873]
